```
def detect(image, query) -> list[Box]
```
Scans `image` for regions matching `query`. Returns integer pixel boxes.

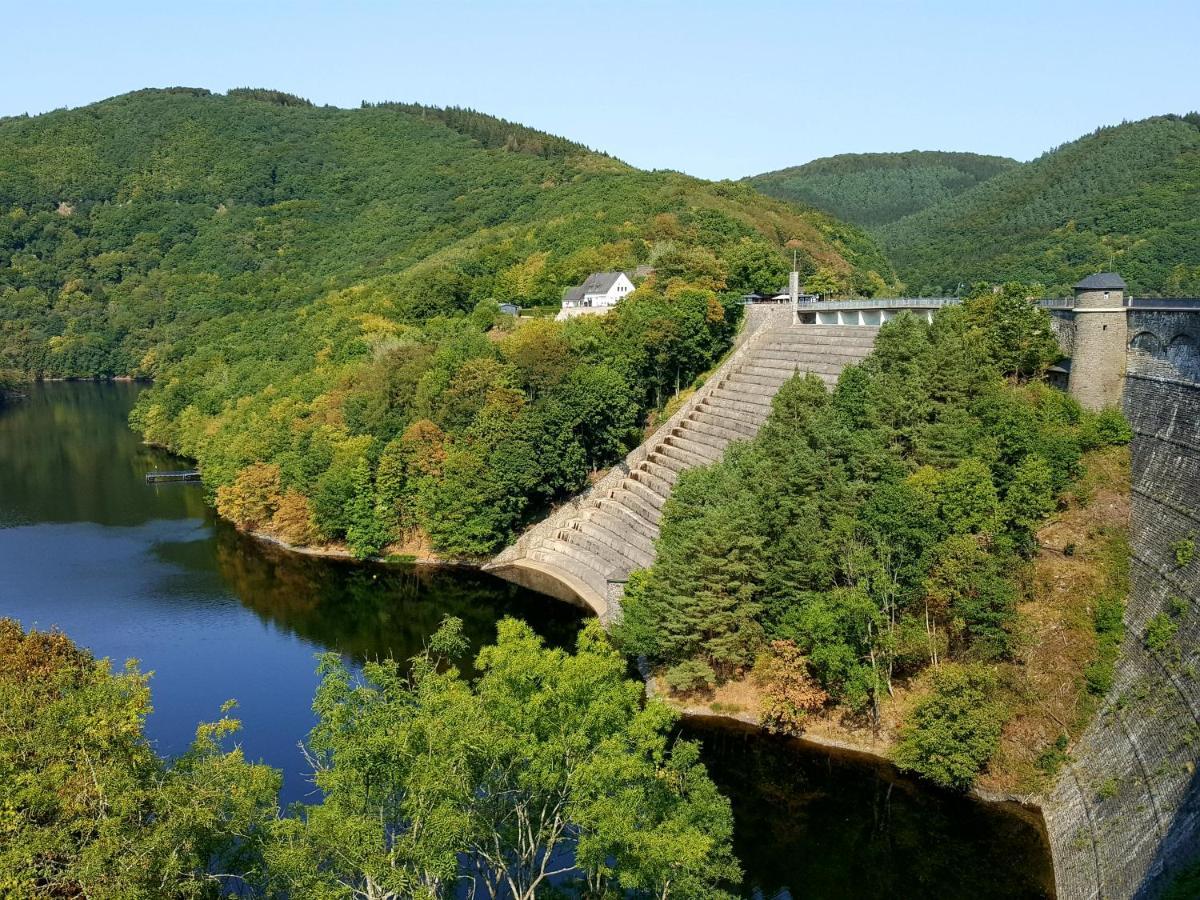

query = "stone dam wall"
[1045,331,1200,897]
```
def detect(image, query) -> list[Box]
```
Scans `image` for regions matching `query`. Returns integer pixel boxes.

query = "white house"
[556,271,635,320]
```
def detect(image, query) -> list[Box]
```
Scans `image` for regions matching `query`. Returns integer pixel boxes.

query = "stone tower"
[1067,272,1128,410]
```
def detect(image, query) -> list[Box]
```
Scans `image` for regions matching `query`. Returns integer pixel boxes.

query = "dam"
[490,274,1200,898]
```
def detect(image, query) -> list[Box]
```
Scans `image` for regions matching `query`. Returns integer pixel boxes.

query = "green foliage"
[0,619,280,898]
[1,615,742,898]
[266,617,740,899]
[747,151,1019,228]
[1096,777,1120,800]
[893,664,1008,790]
[1172,536,1196,568]
[1145,612,1179,653]
[664,658,718,694]
[621,290,1094,720]
[1080,407,1133,449]
[1087,594,1126,695]
[1084,530,1129,697]
[959,282,1063,378]
[881,115,1200,296]
[1035,733,1071,777]
[0,88,896,558]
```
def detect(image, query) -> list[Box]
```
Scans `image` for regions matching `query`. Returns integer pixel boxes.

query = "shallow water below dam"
[0,381,1056,899]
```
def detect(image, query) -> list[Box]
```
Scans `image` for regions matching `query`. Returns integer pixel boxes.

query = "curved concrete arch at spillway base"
[486,557,609,619]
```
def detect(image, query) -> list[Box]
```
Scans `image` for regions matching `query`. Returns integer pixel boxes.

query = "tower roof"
[1074,272,1126,291]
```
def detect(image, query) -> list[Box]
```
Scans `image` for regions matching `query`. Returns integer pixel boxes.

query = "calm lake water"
[0,382,1056,899]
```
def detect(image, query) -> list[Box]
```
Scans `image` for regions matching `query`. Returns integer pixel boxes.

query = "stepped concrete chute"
[485,304,879,619]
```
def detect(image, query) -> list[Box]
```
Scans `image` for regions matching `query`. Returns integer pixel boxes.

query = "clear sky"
[3,0,1196,180]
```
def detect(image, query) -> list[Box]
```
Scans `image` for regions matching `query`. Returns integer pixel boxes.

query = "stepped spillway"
[486,310,879,618]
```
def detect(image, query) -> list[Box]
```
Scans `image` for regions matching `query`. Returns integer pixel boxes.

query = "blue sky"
[3,0,1196,180]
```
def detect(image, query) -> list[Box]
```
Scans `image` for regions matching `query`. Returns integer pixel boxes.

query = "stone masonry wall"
[1046,366,1200,899]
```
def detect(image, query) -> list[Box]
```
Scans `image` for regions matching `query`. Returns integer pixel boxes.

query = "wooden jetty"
[145,470,201,483]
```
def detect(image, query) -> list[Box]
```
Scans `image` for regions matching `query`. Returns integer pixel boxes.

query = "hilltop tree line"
[747,151,1018,228]
[616,287,1133,788]
[879,115,1200,296]
[0,615,739,898]
[0,88,895,557]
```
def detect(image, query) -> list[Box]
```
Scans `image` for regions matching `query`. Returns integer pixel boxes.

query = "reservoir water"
[0,382,1056,899]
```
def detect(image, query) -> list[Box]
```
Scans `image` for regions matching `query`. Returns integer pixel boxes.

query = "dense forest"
[0,88,896,558]
[1,615,739,898]
[615,288,1132,789]
[878,115,1200,296]
[746,151,1018,228]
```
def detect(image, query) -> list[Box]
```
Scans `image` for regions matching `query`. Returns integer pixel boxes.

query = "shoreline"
[121,378,1047,820]
[243,526,480,569]
[675,704,1046,814]
[245,518,1043,815]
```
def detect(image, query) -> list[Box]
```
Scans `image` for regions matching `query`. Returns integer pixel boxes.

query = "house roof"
[1074,272,1127,291]
[578,271,626,295]
[563,285,586,302]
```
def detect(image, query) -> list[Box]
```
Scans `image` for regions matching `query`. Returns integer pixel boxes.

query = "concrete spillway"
[486,306,878,619]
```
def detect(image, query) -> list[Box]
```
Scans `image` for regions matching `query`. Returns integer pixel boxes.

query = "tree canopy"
[615,286,1130,788]
[747,151,1018,228]
[0,88,897,559]
[879,115,1200,296]
[0,616,740,899]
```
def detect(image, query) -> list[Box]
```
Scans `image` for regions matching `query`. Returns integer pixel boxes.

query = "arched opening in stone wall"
[1129,331,1164,355]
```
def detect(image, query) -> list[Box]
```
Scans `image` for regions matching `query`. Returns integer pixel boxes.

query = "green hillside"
[880,115,1200,296]
[0,87,894,557]
[745,151,1019,228]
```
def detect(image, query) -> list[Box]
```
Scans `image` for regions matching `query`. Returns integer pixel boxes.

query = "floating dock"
[145,470,201,483]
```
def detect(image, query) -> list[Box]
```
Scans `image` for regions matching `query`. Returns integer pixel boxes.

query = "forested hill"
[879,115,1200,296]
[745,151,1019,228]
[0,87,893,378]
[0,87,895,558]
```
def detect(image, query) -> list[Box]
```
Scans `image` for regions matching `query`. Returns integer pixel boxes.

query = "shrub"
[1145,613,1178,653]
[1079,408,1133,450]
[1086,592,1125,695]
[1035,734,1071,776]
[893,664,1007,790]
[1171,536,1195,568]
[1096,777,1120,800]
[753,640,830,735]
[664,659,716,695]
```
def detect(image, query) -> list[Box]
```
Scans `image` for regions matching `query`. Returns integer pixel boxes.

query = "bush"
[1079,407,1133,450]
[753,640,829,735]
[664,659,716,695]
[1096,777,1120,800]
[1145,613,1178,653]
[1035,734,1070,776]
[1171,536,1195,568]
[893,664,1008,790]
[1085,592,1125,695]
